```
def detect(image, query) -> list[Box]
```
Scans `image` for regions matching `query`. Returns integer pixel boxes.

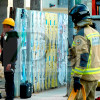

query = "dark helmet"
[69,4,90,23]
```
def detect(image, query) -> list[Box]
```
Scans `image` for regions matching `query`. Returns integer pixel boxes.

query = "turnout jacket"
[70,25,100,81]
[1,30,19,67]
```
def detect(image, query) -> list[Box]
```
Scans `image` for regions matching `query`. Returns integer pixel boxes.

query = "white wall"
[8,0,13,7]
[7,0,13,17]
[25,0,30,7]
[42,0,58,8]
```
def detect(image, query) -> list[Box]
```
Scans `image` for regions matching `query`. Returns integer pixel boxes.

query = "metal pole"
[67,0,75,96]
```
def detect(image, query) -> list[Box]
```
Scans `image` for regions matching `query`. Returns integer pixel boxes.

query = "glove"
[95,97,100,100]
[73,77,82,92]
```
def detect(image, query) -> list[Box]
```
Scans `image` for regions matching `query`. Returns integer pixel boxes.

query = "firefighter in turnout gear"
[69,4,100,100]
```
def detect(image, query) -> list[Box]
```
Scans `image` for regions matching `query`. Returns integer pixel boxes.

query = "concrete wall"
[75,0,92,15]
[43,8,68,14]
[92,16,100,32]
[81,0,92,15]
[58,0,68,8]
[30,0,68,11]
[42,0,58,8]
[0,0,8,6]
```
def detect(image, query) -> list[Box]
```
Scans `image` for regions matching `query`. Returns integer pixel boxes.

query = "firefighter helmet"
[69,4,90,24]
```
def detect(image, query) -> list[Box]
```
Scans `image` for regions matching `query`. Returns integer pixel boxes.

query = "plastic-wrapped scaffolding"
[57,13,68,87]
[14,8,68,97]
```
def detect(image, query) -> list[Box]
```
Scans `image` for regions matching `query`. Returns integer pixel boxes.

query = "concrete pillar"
[0,0,8,7]
[11,0,24,20]
[30,0,40,10]
[13,0,24,8]
[0,0,8,34]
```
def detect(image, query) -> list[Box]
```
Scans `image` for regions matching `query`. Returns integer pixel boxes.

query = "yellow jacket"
[71,25,100,81]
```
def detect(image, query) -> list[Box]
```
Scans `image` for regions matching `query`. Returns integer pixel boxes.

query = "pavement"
[0,78,100,100]
[16,86,100,100]
[16,86,67,100]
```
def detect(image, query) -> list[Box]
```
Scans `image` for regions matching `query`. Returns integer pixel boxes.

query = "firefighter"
[69,4,100,100]
[1,18,19,100]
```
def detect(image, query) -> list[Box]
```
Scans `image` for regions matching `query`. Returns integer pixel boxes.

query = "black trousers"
[4,72,14,100]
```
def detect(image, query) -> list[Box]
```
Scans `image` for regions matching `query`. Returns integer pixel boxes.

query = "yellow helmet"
[2,18,15,27]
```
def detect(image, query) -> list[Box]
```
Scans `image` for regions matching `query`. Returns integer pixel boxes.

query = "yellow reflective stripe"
[72,41,75,47]
[72,67,100,75]
[86,34,92,69]
[87,32,99,37]
[88,35,100,39]
[87,53,90,68]
[74,70,84,75]
[71,71,74,75]
[89,47,92,68]
[86,33,100,68]
[72,68,84,75]
[89,55,91,68]
[73,67,84,75]
[87,48,92,68]
[87,32,100,38]
[85,67,100,71]
[84,71,100,75]
[72,44,75,47]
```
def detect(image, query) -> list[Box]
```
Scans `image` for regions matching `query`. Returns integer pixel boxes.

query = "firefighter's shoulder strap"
[68,84,86,100]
